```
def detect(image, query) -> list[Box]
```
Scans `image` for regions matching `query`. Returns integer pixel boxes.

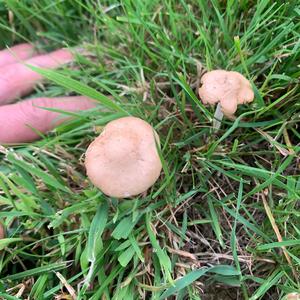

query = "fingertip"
[0,96,97,144]
[0,47,75,105]
[27,48,74,69]
[0,43,37,67]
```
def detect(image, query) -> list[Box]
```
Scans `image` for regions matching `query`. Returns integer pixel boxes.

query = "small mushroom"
[85,116,162,198]
[198,70,254,128]
[0,223,5,239]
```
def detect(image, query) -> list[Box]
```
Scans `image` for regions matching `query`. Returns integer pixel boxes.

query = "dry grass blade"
[260,189,298,282]
[55,272,77,300]
[166,245,198,261]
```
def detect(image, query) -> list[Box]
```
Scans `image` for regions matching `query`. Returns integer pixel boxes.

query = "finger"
[26,48,73,68]
[0,48,73,105]
[0,96,96,144]
[0,43,36,67]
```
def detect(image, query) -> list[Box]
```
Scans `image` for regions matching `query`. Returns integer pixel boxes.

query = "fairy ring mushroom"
[85,116,162,198]
[198,70,254,128]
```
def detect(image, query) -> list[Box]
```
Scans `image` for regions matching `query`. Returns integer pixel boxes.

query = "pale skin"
[0,43,96,144]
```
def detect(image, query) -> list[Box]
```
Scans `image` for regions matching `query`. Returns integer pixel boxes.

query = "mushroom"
[198,70,254,128]
[85,116,162,198]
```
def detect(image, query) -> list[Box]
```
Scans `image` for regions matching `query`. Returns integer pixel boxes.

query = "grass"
[0,0,299,299]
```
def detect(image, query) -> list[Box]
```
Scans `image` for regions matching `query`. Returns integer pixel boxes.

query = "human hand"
[0,44,95,144]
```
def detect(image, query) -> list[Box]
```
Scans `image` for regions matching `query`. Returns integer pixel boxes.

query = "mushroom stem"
[213,102,223,130]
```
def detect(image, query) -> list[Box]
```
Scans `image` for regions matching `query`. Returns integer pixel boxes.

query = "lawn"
[0,0,299,299]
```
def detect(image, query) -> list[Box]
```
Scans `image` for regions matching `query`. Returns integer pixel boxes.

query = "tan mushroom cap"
[198,70,254,117]
[85,116,162,198]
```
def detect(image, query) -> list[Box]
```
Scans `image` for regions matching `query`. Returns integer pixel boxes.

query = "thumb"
[0,43,37,67]
[0,96,96,144]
